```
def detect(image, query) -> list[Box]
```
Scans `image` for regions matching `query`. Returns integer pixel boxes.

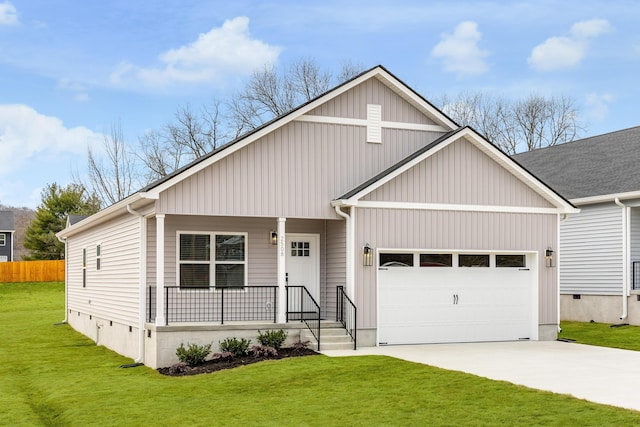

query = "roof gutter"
[614,198,629,320]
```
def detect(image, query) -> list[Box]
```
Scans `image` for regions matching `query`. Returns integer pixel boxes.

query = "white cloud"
[0,1,18,26]
[528,19,613,71]
[585,92,614,121]
[110,16,281,89]
[431,21,489,76]
[57,78,90,103]
[0,104,102,175]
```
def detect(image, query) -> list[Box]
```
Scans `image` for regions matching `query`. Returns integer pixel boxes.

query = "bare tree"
[439,92,584,154]
[86,122,137,205]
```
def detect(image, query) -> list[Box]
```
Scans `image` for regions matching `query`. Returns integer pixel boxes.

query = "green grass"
[560,320,640,351]
[2,283,640,426]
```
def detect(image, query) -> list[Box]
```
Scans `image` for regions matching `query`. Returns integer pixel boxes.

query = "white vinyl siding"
[560,203,623,295]
[67,213,141,326]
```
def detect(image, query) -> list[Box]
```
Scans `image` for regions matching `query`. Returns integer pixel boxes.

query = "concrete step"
[301,327,355,351]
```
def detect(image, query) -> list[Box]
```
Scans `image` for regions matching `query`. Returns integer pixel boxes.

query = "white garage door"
[378,252,536,345]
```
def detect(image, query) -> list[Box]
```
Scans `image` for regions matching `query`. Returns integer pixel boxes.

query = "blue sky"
[1,0,639,208]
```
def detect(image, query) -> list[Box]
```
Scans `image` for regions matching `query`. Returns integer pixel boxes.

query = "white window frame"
[176,231,248,290]
[0,233,5,246]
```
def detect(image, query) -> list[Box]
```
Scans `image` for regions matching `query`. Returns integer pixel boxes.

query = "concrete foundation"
[67,309,139,361]
[560,293,640,325]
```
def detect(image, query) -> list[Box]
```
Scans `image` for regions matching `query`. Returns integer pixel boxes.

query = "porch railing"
[146,286,278,325]
[336,285,357,350]
[286,285,321,350]
[633,261,640,290]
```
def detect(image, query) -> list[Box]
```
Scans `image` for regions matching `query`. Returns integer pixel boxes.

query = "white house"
[57,66,577,368]
[514,126,640,325]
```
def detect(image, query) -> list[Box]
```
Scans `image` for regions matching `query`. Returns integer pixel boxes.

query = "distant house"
[57,66,576,368]
[514,126,640,325]
[0,211,15,262]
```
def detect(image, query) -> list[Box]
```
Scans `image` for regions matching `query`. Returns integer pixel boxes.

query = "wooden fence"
[0,260,65,283]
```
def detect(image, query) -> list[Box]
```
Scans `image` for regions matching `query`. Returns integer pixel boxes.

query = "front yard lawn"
[2,282,640,426]
[560,321,640,351]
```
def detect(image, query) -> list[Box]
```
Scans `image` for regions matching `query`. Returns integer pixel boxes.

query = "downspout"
[56,235,68,324]
[334,205,355,298]
[557,214,568,333]
[614,198,629,320]
[127,204,146,364]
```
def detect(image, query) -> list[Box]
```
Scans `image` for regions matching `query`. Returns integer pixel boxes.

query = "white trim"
[277,218,286,323]
[339,128,578,214]
[294,114,447,133]
[351,200,563,215]
[155,214,165,326]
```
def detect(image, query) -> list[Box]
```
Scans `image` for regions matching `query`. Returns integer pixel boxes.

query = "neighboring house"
[514,126,640,325]
[0,211,15,262]
[57,66,577,368]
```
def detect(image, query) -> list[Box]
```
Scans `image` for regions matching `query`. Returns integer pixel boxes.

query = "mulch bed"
[158,347,319,376]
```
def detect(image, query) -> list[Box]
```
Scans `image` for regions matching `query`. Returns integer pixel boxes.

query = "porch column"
[277,217,287,323]
[155,214,165,326]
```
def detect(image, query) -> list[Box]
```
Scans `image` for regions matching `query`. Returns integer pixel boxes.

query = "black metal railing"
[336,285,357,350]
[633,261,640,290]
[146,286,278,325]
[286,286,321,350]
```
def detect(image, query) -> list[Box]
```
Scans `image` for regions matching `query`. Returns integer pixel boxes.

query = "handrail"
[337,285,357,350]
[286,286,321,351]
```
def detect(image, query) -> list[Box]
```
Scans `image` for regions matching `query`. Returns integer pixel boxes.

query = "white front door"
[286,234,320,303]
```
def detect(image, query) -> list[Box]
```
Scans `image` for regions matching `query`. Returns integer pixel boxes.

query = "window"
[0,233,5,246]
[459,254,489,267]
[178,232,246,289]
[96,244,101,271]
[379,253,414,267]
[496,254,526,268]
[420,254,452,267]
[290,241,310,257]
[82,248,87,287]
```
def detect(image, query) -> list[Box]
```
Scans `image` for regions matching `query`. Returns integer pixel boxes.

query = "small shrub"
[219,337,252,357]
[175,342,212,366]
[250,345,278,358]
[257,329,288,350]
[291,340,312,353]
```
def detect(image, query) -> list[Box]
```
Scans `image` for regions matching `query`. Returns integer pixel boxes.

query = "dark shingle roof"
[512,126,640,199]
[0,211,14,231]
[67,215,89,227]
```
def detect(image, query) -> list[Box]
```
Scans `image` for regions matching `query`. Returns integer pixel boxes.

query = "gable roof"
[513,126,640,202]
[0,211,14,232]
[334,126,577,213]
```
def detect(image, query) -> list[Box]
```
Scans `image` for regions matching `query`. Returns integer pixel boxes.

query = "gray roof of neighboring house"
[512,126,640,200]
[0,211,15,231]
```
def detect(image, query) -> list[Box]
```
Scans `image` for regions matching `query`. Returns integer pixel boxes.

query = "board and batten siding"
[307,77,436,125]
[630,207,640,275]
[362,137,554,208]
[355,208,558,329]
[325,219,346,320]
[157,78,448,219]
[560,202,623,295]
[67,213,141,326]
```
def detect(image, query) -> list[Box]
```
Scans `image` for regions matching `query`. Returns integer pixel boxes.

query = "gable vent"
[367,104,382,143]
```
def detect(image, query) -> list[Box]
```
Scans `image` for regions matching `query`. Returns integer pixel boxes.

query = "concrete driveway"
[322,341,640,412]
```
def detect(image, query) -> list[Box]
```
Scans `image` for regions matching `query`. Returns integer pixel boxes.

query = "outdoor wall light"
[270,231,278,246]
[545,248,555,267]
[363,243,373,266]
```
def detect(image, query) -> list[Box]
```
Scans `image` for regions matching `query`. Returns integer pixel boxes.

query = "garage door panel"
[378,252,535,345]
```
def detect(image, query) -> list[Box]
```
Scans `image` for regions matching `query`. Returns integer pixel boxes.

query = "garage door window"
[459,254,489,267]
[380,253,413,267]
[496,254,526,267]
[420,254,452,267]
